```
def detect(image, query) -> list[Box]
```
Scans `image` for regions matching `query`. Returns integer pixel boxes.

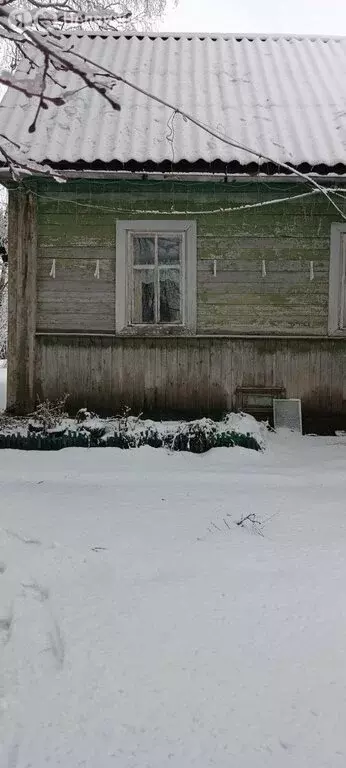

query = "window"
[329,224,346,334]
[116,221,197,334]
[131,233,182,324]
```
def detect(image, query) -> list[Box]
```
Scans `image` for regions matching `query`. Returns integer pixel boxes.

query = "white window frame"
[329,223,346,334]
[116,220,197,334]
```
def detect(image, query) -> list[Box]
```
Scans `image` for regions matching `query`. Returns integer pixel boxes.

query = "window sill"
[116,325,196,337]
[328,329,346,337]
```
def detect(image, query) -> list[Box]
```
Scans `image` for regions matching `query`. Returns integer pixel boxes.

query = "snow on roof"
[1,32,346,172]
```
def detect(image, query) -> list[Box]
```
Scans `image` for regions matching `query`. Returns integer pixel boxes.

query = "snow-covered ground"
[0,359,6,411]
[1,433,346,766]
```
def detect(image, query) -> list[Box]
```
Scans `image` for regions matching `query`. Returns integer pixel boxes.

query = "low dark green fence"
[0,429,261,453]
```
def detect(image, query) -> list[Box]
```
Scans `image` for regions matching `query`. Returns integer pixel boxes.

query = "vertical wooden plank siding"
[7,189,37,413]
[35,335,346,419]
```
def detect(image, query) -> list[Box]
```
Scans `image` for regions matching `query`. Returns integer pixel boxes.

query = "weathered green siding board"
[36,179,339,334]
[37,253,115,332]
[35,335,346,417]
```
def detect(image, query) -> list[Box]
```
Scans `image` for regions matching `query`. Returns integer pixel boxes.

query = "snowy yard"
[1,431,346,767]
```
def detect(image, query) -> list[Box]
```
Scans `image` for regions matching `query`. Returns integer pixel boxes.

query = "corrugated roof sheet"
[1,32,346,172]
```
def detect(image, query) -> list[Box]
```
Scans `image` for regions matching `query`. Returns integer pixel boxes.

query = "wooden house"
[1,32,346,428]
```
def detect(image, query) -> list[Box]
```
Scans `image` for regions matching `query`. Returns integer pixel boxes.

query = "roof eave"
[2,166,346,186]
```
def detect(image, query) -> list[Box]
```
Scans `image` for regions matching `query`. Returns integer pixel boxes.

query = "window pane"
[133,236,155,265]
[158,236,181,265]
[133,269,155,323]
[160,269,181,323]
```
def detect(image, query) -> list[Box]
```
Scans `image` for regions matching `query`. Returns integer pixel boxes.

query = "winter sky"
[161,0,346,35]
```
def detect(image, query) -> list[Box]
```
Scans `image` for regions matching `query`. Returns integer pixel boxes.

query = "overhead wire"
[30,186,321,216]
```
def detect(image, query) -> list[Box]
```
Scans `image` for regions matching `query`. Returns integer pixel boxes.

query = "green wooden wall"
[33,178,342,335]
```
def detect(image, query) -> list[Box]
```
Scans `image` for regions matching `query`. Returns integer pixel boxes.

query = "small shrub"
[28,395,69,434]
[167,418,217,454]
[75,409,106,440]
[82,425,106,440]
[216,430,261,451]
[142,425,164,449]
[114,405,133,433]
[75,407,96,424]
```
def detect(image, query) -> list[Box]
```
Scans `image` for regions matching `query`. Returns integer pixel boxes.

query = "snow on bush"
[222,412,268,450]
[28,395,69,433]
[0,400,267,452]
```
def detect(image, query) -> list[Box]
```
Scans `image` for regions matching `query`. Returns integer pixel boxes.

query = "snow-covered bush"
[112,422,164,450]
[0,408,265,452]
[28,395,69,434]
[168,418,217,453]
[165,417,262,453]
[75,408,106,439]
[75,407,96,423]
[105,415,262,453]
